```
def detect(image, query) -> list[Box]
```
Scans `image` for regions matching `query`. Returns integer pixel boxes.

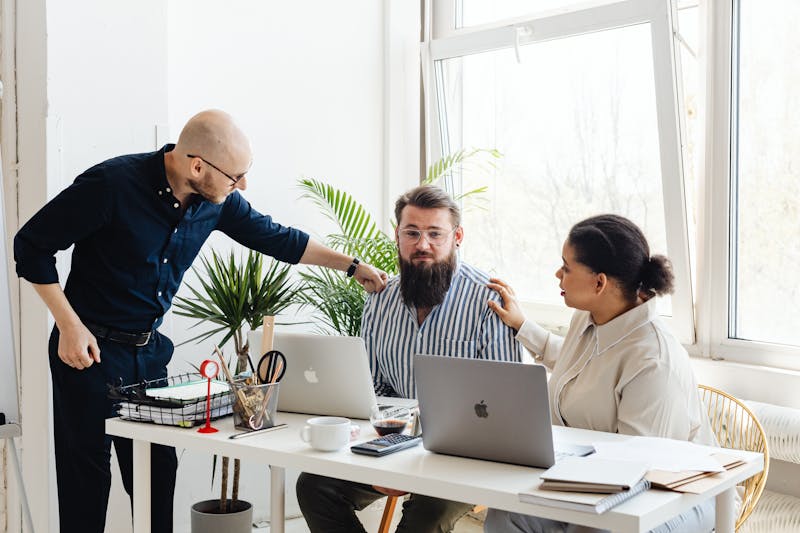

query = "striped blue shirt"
[361,262,521,398]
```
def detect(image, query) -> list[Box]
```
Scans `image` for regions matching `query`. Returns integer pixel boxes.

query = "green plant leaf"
[294,147,501,337]
[174,249,299,360]
[296,268,366,336]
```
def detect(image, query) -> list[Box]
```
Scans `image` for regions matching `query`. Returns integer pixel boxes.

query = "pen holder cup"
[231,382,280,432]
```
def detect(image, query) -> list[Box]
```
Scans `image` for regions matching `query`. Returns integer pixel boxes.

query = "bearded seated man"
[295,185,521,533]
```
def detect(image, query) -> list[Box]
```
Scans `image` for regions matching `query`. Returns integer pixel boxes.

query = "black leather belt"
[84,322,153,347]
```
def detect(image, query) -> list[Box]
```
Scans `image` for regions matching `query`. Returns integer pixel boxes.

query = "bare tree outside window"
[732,0,800,345]
[438,24,672,312]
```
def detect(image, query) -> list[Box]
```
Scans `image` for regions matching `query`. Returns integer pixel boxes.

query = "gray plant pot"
[190,499,253,533]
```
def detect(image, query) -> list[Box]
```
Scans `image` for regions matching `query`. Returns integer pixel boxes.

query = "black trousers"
[49,326,178,533]
[296,472,473,533]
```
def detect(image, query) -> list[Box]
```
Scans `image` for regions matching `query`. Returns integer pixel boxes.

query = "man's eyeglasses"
[398,228,457,245]
[186,154,245,185]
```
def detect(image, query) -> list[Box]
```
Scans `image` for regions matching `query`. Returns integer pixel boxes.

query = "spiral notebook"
[519,478,651,514]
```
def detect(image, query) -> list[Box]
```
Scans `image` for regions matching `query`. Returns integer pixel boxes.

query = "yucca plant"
[173,248,298,513]
[297,148,501,335]
[175,249,298,371]
[297,268,370,337]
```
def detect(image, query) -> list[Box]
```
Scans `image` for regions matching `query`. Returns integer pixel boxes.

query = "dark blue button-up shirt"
[14,144,309,332]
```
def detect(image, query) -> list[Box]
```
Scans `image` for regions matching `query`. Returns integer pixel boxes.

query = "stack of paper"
[519,456,651,514]
[144,380,230,402]
[519,479,651,514]
[589,436,747,495]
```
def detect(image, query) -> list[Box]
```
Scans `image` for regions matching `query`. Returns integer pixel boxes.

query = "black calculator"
[351,433,423,456]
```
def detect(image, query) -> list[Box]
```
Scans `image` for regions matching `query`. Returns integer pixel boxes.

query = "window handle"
[514,25,534,64]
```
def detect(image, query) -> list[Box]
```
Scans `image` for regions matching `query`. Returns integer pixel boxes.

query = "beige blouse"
[517,298,715,445]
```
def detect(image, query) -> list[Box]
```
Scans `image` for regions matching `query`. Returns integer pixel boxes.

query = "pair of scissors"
[256,350,287,385]
[248,350,287,430]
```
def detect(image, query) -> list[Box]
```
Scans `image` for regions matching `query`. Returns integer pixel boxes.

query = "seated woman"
[484,214,716,533]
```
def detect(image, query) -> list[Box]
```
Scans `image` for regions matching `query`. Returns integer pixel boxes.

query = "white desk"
[106,413,763,533]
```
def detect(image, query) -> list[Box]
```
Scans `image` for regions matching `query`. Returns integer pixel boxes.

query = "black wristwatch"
[346,257,361,277]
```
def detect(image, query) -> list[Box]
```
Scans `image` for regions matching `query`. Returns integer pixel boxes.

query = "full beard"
[398,251,457,308]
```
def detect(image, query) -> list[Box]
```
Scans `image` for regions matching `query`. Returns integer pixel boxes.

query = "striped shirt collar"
[362,261,521,398]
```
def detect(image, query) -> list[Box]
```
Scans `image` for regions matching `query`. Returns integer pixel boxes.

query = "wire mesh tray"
[108,372,234,427]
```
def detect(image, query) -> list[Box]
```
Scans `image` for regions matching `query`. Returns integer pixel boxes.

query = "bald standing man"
[14,110,388,533]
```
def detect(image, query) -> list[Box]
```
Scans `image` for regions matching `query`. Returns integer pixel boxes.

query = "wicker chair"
[698,384,770,531]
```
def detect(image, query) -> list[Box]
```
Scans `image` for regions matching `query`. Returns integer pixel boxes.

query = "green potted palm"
[295,178,398,335]
[173,249,298,532]
[297,148,500,335]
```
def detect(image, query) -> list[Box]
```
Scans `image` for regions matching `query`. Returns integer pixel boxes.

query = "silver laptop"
[264,332,378,419]
[414,354,592,468]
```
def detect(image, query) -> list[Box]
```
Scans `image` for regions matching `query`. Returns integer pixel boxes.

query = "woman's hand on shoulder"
[487,278,526,331]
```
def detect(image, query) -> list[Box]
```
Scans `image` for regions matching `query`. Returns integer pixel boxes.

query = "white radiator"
[746,400,800,464]
[742,401,800,532]
[740,491,800,533]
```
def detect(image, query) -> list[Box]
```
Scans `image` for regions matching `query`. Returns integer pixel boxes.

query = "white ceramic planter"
[190,499,253,533]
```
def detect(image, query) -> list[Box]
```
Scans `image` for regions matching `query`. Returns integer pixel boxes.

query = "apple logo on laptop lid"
[304,367,319,384]
[474,400,488,418]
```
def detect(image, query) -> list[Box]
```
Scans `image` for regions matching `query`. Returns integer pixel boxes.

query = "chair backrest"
[698,384,770,531]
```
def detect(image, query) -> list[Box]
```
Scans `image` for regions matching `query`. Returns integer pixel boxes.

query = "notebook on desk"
[267,332,378,419]
[519,478,651,514]
[414,355,593,468]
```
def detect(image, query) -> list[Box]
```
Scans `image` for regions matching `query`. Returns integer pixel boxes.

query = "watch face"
[347,258,360,277]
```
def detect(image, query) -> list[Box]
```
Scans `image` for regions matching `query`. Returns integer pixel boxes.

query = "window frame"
[698,0,800,371]
[423,0,696,343]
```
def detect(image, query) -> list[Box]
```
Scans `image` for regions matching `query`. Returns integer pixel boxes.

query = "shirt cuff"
[15,262,60,285]
[516,319,550,357]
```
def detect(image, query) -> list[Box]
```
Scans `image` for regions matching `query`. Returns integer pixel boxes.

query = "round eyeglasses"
[397,228,457,245]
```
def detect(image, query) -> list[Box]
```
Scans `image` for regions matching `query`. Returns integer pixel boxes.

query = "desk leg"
[715,487,736,533]
[133,440,151,533]
[270,465,286,533]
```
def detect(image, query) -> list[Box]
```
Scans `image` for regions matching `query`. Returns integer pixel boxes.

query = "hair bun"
[640,255,675,296]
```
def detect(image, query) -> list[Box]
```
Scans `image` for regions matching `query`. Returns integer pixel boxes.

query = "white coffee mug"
[300,416,360,451]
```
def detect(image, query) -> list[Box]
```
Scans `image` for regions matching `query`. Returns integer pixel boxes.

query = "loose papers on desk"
[645,453,746,494]
[591,436,725,472]
[590,436,748,495]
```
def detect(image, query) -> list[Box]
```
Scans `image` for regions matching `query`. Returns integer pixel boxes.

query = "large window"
[426,0,694,341]
[730,0,800,347]
[439,25,669,310]
[426,0,800,370]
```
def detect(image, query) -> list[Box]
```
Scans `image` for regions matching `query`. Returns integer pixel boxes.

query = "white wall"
[6,0,419,530]
[13,1,169,531]
[162,2,387,529]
